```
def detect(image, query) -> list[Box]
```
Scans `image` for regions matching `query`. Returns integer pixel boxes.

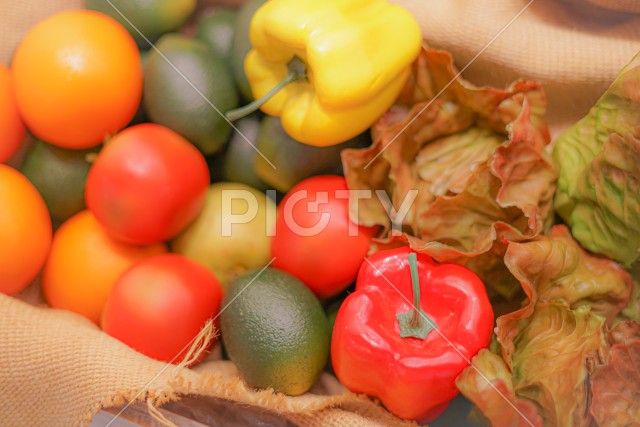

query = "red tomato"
[85,123,209,245]
[271,175,377,299]
[101,253,223,363]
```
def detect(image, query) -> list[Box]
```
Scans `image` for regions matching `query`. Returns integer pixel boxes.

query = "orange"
[11,10,142,149]
[0,165,52,295]
[42,210,167,323]
[0,63,26,163]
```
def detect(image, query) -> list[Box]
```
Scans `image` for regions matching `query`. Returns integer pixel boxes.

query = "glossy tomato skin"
[271,175,378,299]
[101,253,223,363]
[85,123,209,245]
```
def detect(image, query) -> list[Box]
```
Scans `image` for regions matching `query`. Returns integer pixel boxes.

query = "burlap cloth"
[394,0,640,137]
[1,0,640,426]
[0,291,412,427]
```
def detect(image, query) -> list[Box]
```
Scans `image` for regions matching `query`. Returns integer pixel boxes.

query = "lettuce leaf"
[508,302,606,427]
[455,349,544,427]
[590,321,640,426]
[458,302,607,427]
[342,48,556,299]
[502,225,632,327]
[456,225,635,426]
[553,53,640,266]
[617,263,640,324]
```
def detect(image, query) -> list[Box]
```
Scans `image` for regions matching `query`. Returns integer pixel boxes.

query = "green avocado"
[220,267,330,396]
[230,0,267,100]
[86,0,196,47]
[255,115,372,192]
[143,34,239,154]
[196,7,238,67]
[212,114,271,192]
[20,140,99,227]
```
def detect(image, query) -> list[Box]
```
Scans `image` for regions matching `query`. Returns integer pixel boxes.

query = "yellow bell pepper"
[241,0,422,147]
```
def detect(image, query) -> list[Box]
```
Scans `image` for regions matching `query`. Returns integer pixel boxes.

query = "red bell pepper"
[331,246,494,422]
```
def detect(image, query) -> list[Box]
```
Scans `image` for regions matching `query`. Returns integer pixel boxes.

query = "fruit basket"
[2,1,640,426]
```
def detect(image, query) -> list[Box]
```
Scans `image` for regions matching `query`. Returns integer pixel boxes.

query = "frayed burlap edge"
[0,293,414,427]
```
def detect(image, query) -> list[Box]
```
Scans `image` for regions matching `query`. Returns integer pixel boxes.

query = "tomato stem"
[225,71,303,122]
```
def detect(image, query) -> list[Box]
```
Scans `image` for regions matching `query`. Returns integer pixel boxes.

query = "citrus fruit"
[20,140,99,226]
[143,34,238,154]
[86,0,196,46]
[0,165,52,295]
[0,63,26,163]
[11,10,142,149]
[42,210,167,323]
[196,7,237,66]
[220,267,330,395]
[171,182,276,286]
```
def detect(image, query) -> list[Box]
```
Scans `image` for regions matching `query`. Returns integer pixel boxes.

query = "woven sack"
[2,0,640,426]
[0,291,416,426]
[393,0,640,136]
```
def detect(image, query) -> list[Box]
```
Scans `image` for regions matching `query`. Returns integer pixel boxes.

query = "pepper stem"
[396,252,437,340]
[408,252,422,328]
[225,71,303,122]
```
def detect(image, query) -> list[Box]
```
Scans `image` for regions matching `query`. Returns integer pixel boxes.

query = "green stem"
[396,252,435,339]
[407,252,422,328]
[225,71,303,121]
